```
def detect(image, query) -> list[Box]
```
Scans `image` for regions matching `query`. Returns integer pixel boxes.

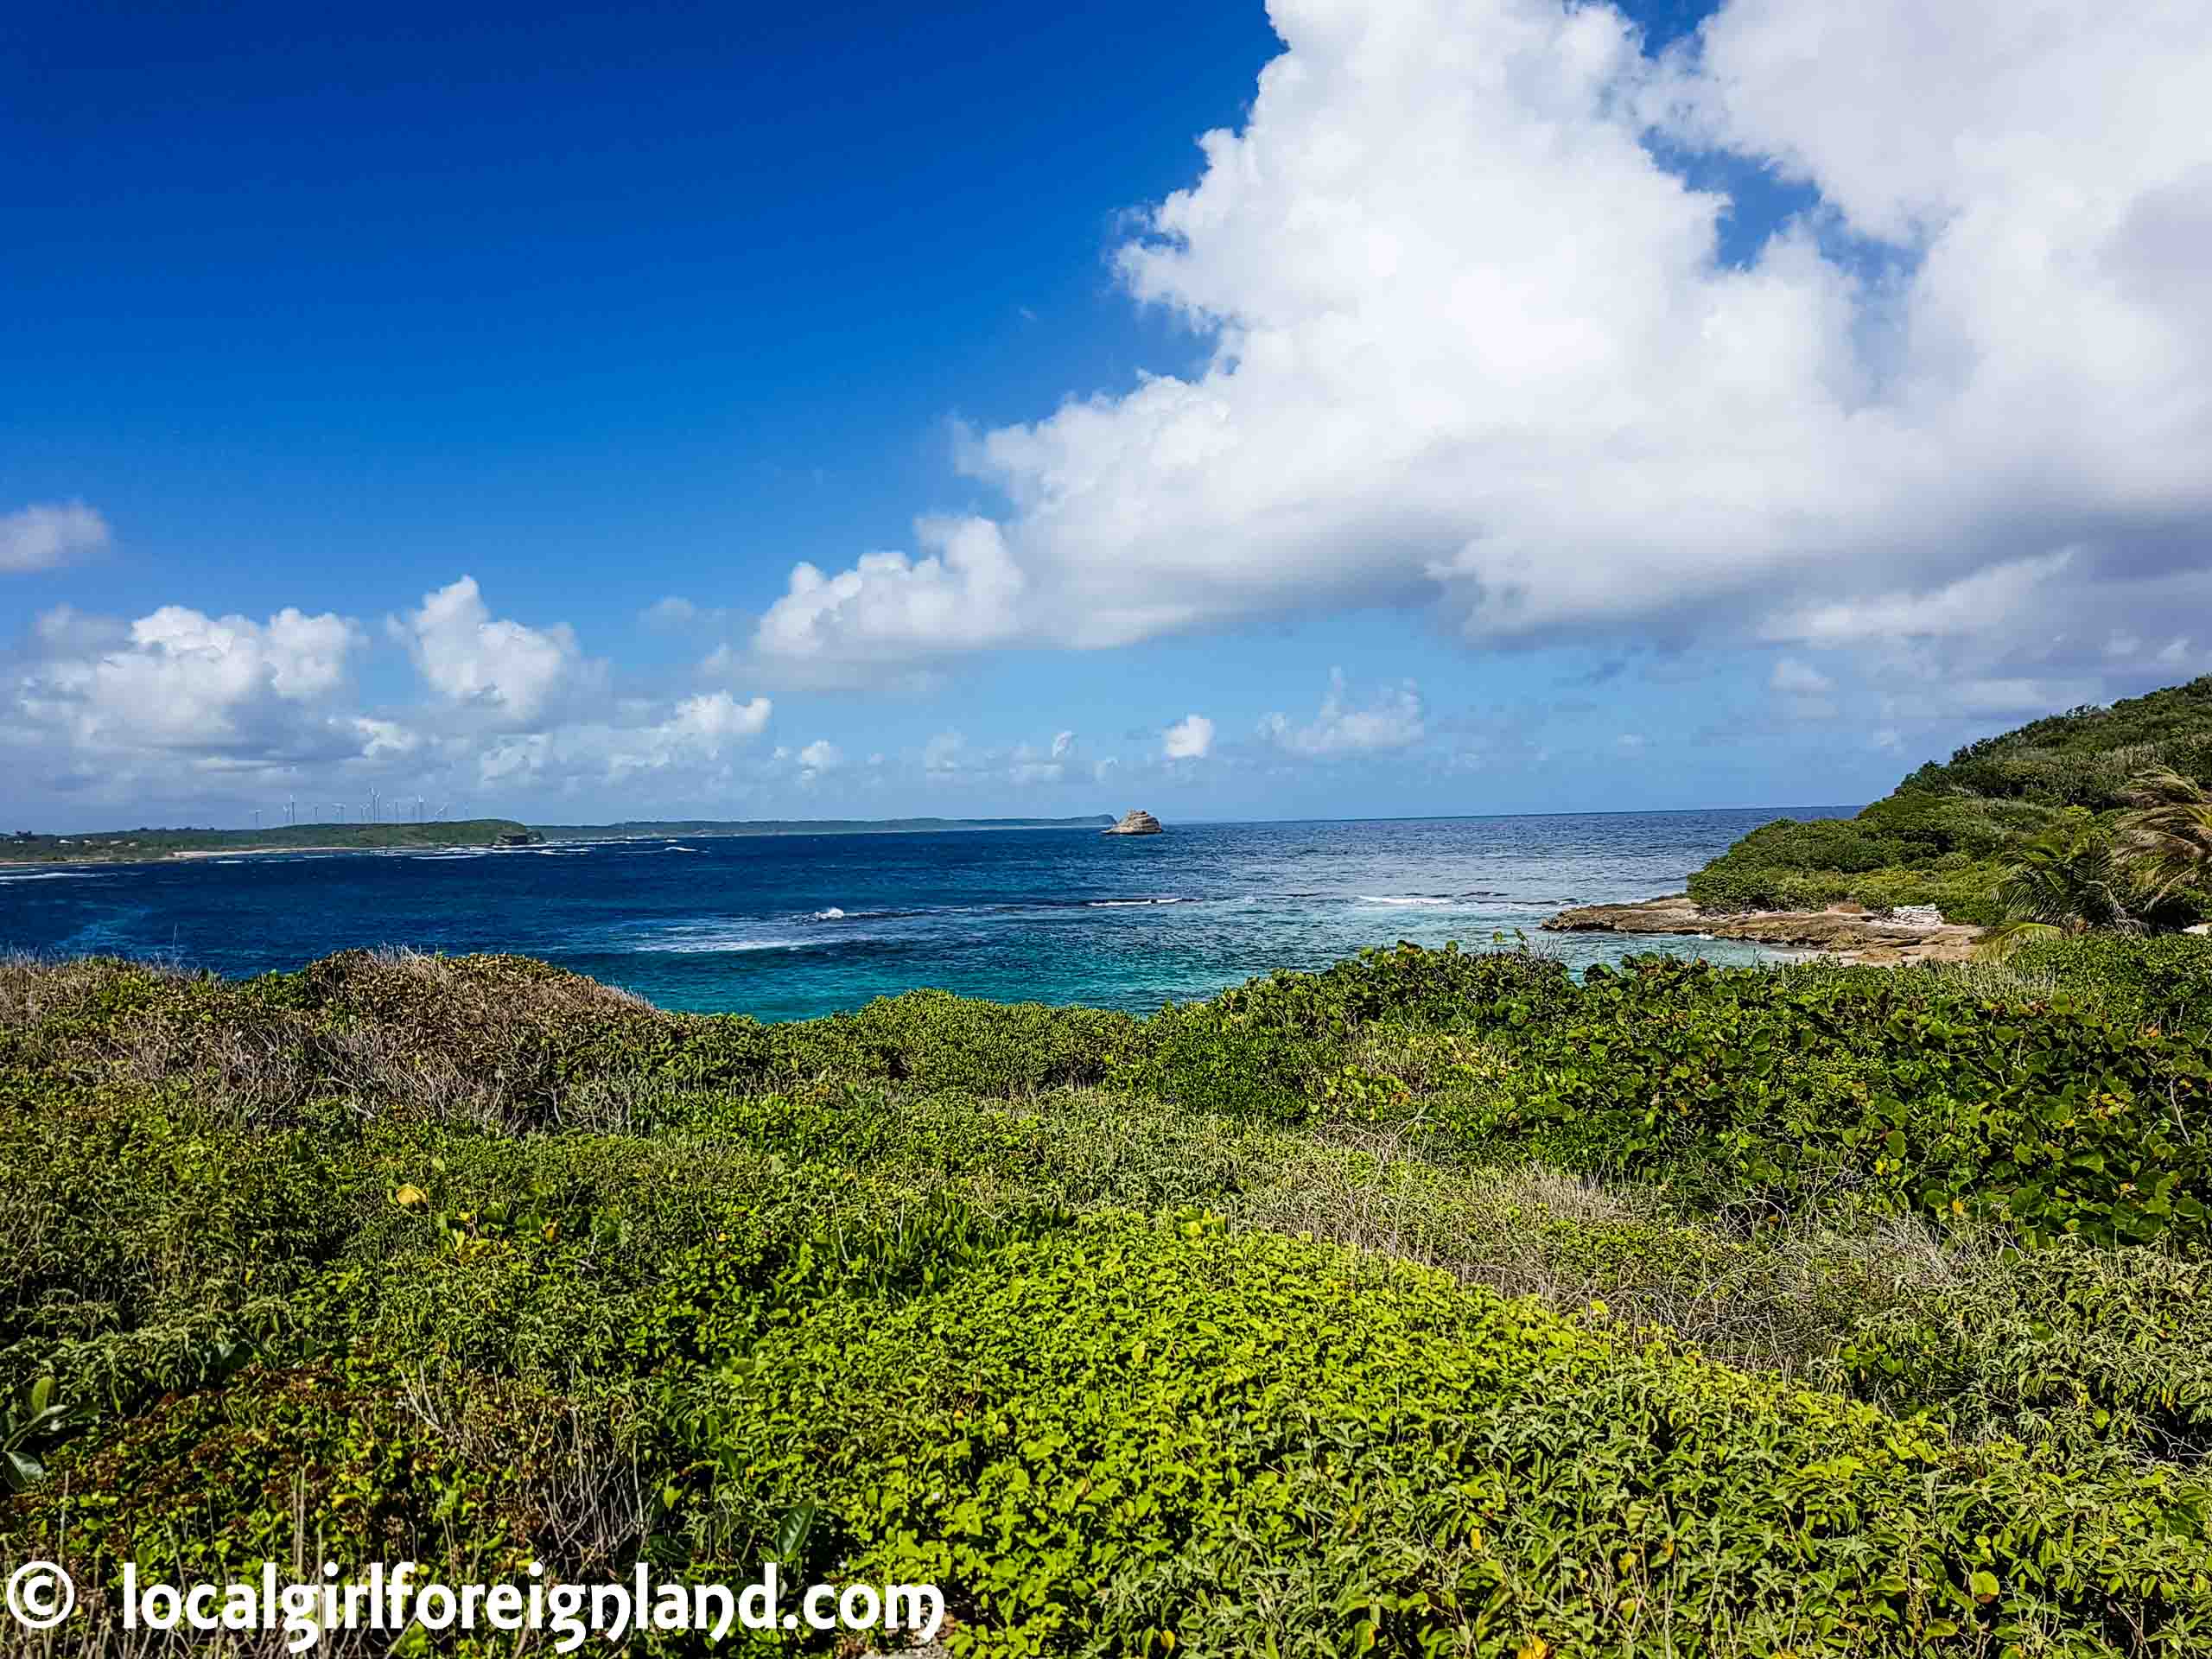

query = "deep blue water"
[0,811,1845,1019]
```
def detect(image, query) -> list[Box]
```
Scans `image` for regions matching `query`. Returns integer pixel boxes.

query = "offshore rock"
[1103,809,1164,836]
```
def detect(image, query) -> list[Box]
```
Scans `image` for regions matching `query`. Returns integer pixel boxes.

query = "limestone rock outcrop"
[1103,809,1164,836]
[1542,894,1984,965]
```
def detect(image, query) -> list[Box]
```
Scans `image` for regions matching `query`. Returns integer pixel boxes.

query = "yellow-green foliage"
[688,1217,2209,1656]
[4,939,2212,1655]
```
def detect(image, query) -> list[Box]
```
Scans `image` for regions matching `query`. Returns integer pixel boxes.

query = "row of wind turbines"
[247,791,456,830]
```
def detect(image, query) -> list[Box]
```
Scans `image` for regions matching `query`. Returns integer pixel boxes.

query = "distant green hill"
[531,815,1116,838]
[3,814,1121,866]
[2,819,534,864]
[1689,676,2212,924]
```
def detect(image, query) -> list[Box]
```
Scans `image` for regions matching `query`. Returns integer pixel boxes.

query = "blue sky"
[5,0,2208,828]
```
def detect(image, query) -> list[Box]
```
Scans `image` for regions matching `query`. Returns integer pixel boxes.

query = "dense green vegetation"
[3,938,2210,1654]
[1688,677,2212,925]
[1,819,535,864]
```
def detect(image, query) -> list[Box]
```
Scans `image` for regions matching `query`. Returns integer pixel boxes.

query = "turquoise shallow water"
[0,810,1844,1019]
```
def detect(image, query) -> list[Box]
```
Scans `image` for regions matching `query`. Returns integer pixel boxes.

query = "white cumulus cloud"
[667,691,772,744]
[1261,670,1425,756]
[752,0,2212,713]
[753,515,1025,671]
[0,502,111,574]
[12,601,367,762]
[476,691,773,791]
[391,576,592,727]
[1162,713,1214,760]
[4,576,784,815]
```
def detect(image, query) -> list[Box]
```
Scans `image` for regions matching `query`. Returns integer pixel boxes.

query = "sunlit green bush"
[680,1217,2212,1655]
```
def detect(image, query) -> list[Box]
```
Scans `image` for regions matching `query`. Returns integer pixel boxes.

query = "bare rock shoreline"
[1542,893,1985,966]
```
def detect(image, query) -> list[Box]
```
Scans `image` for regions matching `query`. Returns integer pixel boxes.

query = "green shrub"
[1840,1241,2212,1456]
[680,1217,2212,1656]
[1424,954,2212,1246]
[0,1084,357,1344]
[8,1360,638,1585]
[774,988,1137,1096]
[2012,931,2212,1030]
[1116,944,1571,1118]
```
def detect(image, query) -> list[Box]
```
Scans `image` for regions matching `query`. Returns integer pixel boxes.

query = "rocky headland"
[1542,893,1985,965]
[1103,809,1164,836]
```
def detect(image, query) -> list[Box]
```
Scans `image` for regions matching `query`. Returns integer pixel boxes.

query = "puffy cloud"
[132,606,356,702]
[30,604,124,653]
[1260,670,1424,756]
[10,601,367,764]
[911,728,1079,787]
[391,576,592,727]
[0,502,110,574]
[753,516,1024,670]
[666,691,772,744]
[749,0,2212,713]
[586,693,773,784]
[352,717,422,760]
[4,577,784,816]
[641,595,703,629]
[1660,0,2209,257]
[798,738,842,774]
[474,692,772,791]
[1162,713,1214,760]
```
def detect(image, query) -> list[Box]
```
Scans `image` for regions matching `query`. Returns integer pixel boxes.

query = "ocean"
[0,810,1839,1020]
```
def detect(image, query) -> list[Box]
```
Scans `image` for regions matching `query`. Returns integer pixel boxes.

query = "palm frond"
[1995,822,2140,937]
[2114,766,2212,909]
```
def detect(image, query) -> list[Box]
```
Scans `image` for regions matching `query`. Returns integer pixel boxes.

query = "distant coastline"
[0,818,535,868]
[536,815,1116,841]
[3,813,1118,868]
